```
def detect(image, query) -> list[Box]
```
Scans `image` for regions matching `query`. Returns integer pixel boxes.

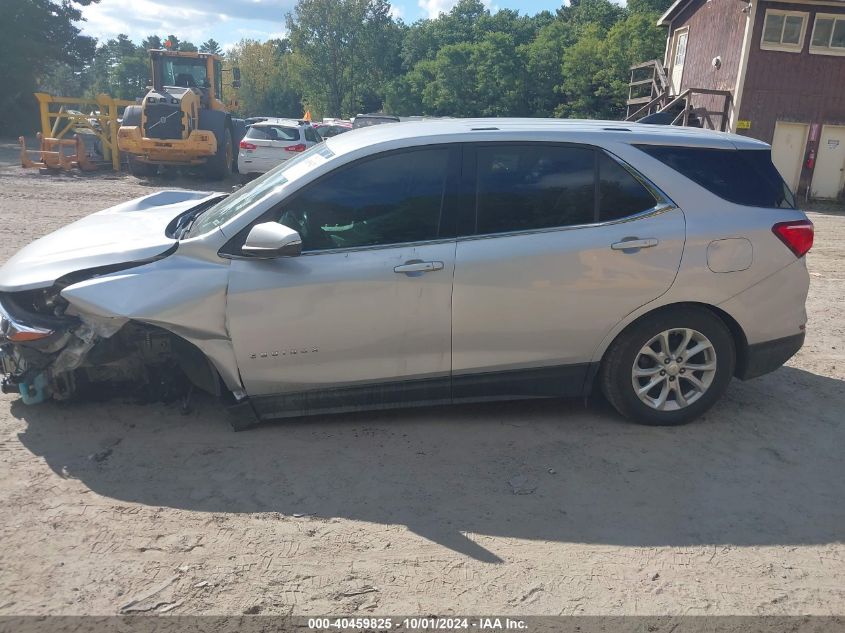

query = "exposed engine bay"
[0,281,220,408]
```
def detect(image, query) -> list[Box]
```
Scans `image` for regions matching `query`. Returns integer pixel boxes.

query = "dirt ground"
[0,138,843,617]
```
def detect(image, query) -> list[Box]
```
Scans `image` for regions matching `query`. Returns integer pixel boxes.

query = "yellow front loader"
[117,49,244,179]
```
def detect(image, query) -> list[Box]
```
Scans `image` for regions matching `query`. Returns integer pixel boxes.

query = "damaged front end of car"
[0,278,220,406]
[0,189,238,407]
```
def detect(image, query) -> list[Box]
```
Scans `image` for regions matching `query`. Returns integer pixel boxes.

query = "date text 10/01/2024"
[307,617,529,630]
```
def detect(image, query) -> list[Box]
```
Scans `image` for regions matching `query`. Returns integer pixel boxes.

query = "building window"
[810,14,845,56]
[761,9,808,52]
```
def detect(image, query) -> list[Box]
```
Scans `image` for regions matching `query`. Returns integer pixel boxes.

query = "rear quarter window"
[636,145,795,209]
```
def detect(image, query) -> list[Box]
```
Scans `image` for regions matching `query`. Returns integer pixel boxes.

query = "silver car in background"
[0,119,812,428]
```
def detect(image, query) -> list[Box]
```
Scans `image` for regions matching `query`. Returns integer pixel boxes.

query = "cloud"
[417,0,496,20]
[77,0,294,43]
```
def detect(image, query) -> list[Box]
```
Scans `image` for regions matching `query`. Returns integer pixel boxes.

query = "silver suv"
[0,119,812,428]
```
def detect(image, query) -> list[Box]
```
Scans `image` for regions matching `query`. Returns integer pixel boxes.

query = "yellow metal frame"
[33,93,135,171]
[19,133,97,171]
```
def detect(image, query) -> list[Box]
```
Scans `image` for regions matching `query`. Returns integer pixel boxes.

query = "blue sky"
[76,0,573,52]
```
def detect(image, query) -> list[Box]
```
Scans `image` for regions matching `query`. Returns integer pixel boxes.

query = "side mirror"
[241,222,302,258]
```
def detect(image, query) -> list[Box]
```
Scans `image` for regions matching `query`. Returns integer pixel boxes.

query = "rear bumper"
[117,126,217,164]
[736,331,805,380]
[237,152,288,174]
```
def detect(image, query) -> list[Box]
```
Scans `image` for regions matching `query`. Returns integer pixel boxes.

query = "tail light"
[239,141,257,150]
[285,143,307,153]
[772,220,814,258]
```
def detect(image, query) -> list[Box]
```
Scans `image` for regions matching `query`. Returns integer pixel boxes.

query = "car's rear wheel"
[601,307,735,426]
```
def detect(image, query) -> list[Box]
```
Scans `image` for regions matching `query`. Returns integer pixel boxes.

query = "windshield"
[187,143,336,238]
[160,58,208,88]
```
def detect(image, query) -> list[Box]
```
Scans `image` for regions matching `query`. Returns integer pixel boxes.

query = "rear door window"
[636,145,795,208]
[472,144,658,235]
[474,145,595,234]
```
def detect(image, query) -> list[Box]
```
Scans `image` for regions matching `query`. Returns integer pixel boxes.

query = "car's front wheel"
[601,307,736,426]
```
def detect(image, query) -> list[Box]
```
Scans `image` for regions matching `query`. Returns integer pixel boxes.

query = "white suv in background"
[237,119,322,179]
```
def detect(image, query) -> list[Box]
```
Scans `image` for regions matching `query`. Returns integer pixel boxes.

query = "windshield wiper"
[172,195,228,240]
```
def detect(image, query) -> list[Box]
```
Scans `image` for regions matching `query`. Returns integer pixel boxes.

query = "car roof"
[250,118,305,127]
[324,117,770,157]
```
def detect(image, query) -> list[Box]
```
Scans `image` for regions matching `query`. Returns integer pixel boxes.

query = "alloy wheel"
[631,328,717,411]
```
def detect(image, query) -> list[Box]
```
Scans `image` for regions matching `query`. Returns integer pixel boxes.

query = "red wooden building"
[627,0,845,199]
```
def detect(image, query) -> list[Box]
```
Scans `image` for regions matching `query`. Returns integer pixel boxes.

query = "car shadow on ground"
[11,365,845,563]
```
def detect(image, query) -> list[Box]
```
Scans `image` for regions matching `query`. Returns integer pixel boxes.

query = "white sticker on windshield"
[282,146,334,182]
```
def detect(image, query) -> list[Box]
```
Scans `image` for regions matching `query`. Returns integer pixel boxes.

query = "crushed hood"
[0,190,221,292]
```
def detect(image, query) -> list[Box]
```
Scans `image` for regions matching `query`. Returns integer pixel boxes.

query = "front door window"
[277,147,452,251]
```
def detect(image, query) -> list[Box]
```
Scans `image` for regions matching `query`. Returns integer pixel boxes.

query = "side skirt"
[246,363,592,426]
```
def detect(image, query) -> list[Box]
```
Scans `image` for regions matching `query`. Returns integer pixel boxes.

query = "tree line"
[1,0,672,135]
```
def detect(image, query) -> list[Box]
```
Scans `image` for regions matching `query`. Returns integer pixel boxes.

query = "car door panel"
[452,209,685,378]
[451,142,685,394]
[228,242,455,396]
[225,145,459,404]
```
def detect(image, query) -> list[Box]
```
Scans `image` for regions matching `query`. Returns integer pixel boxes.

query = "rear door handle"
[394,260,444,274]
[611,238,659,251]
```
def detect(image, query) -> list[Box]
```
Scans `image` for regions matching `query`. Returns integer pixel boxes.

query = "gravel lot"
[0,139,843,616]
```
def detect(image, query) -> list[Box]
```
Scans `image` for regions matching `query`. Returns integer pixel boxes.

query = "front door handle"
[394,260,444,275]
[611,237,659,251]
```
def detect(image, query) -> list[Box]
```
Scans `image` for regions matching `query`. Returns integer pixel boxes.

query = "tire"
[121,105,142,127]
[600,306,736,426]
[204,127,233,180]
[127,155,158,178]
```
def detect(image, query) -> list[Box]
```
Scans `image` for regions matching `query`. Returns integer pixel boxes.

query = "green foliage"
[4,0,671,132]
[524,19,575,116]
[0,0,97,134]
[226,39,303,118]
[628,0,675,16]
[285,0,403,117]
[558,11,667,119]
[200,39,223,55]
[90,34,149,100]
[142,35,162,50]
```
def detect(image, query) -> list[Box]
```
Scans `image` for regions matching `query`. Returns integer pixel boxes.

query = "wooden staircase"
[625,60,732,131]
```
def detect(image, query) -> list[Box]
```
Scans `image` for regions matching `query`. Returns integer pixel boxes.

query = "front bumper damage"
[0,189,253,421]
[0,291,83,402]
[0,289,215,406]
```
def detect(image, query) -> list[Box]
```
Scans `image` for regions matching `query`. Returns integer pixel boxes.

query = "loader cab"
[149,50,226,111]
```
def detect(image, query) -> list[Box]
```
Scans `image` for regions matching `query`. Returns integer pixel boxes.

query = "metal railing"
[626,60,671,119]
[625,61,732,132]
